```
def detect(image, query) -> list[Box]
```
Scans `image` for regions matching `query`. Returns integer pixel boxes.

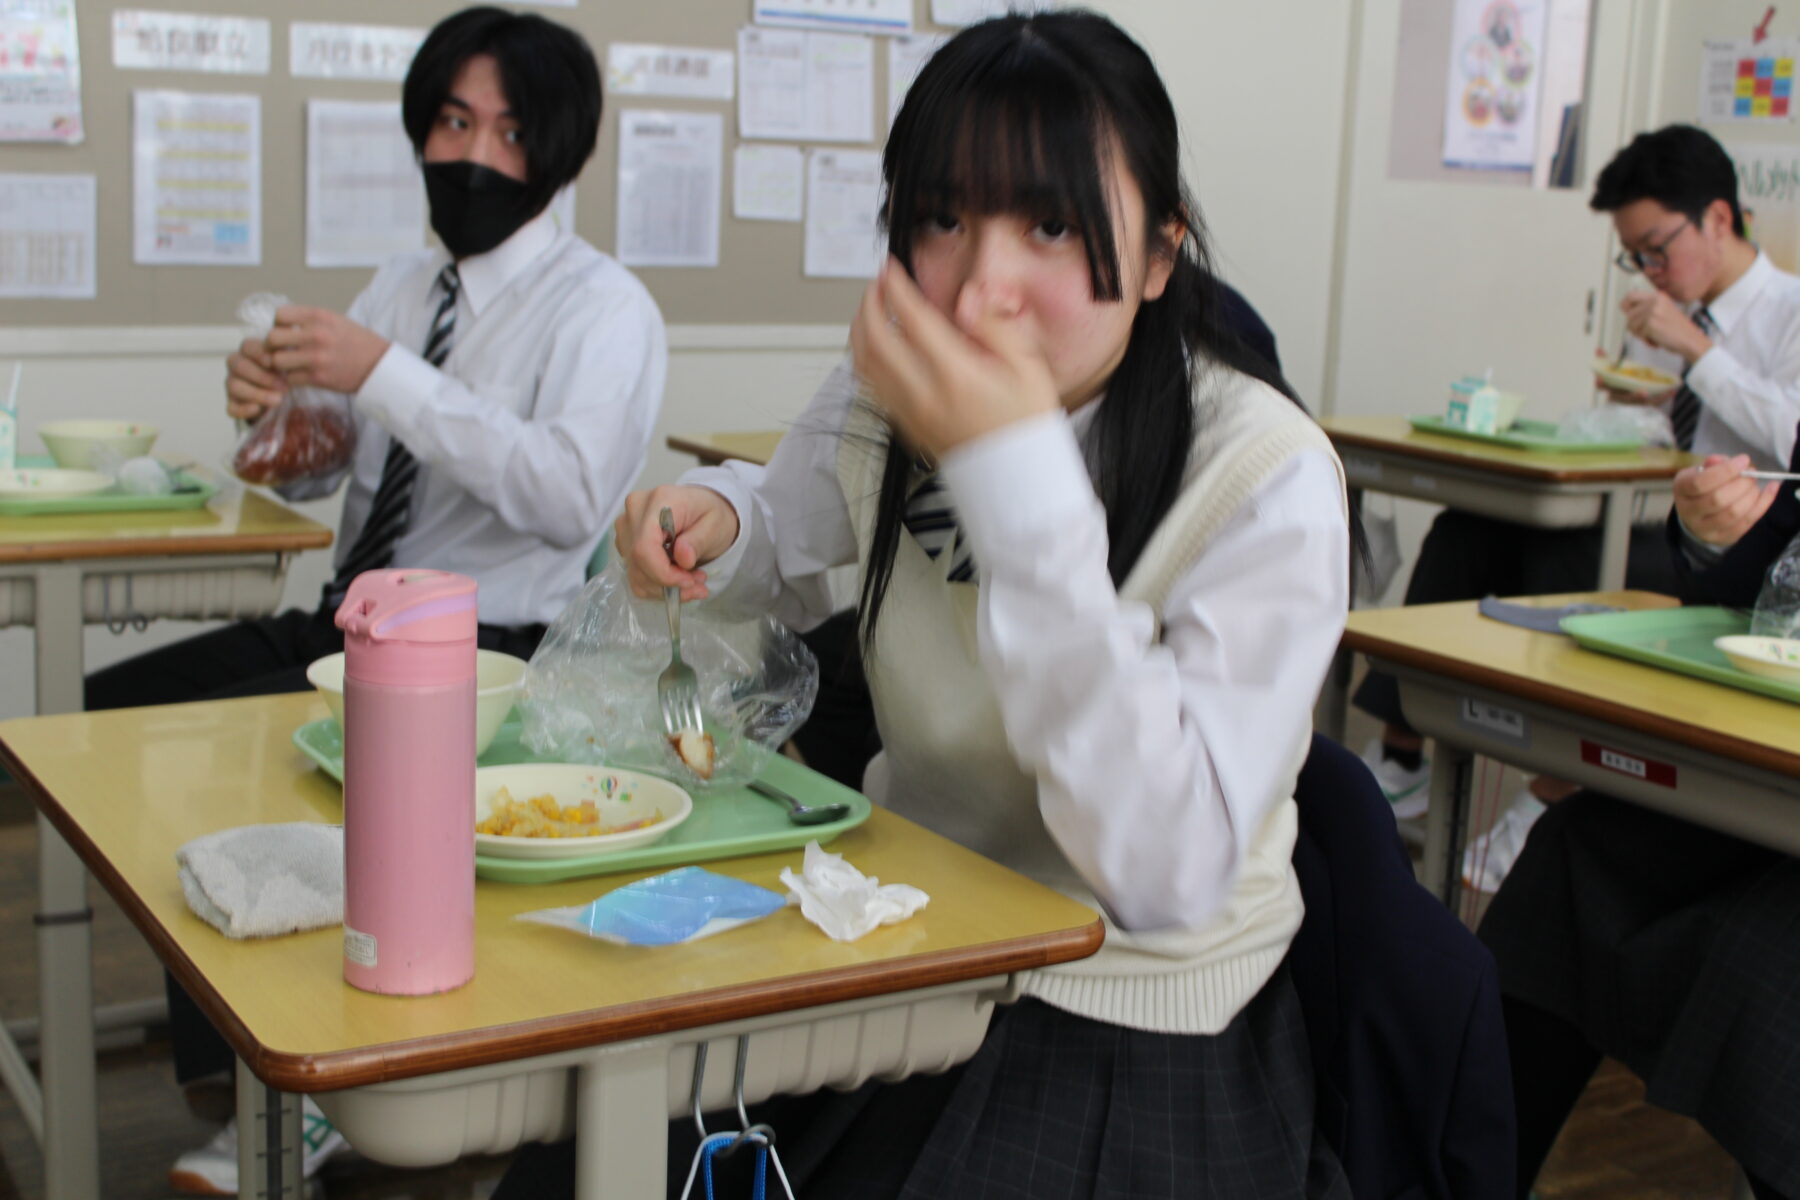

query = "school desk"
[0,482,332,1199]
[665,431,782,468]
[1316,416,1693,738]
[0,692,1102,1200]
[1343,591,1800,905]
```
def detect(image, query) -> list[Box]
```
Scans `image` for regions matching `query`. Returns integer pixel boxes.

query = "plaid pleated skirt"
[494,964,1350,1199]
[1478,791,1800,1195]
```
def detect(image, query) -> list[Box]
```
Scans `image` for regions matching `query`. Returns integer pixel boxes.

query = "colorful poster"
[1441,0,1548,172]
[0,0,82,144]
[1700,39,1798,124]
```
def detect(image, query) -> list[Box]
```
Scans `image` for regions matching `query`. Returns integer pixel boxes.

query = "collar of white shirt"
[1701,249,1776,338]
[438,208,561,321]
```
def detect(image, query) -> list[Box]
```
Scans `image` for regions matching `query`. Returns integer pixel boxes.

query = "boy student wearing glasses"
[1352,124,1800,890]
[86,9,668,1194]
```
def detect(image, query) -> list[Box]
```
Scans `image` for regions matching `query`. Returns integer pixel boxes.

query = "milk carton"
[1446,376,1523,435]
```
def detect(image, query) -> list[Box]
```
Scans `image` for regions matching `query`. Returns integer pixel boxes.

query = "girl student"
[501,10,1354,1198]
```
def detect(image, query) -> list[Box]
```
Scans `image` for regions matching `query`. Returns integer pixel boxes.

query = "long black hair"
[858,9,1308,652]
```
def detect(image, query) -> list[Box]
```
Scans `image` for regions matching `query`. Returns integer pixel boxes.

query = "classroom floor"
[0,773,1744,1200]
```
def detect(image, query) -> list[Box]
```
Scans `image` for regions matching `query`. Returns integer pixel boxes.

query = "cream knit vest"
[837,367,1346,1035]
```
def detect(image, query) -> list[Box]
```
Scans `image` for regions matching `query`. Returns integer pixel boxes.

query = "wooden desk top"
[1344,591,1800,776]
[0,694,1101,1092]
[1320,415,1693,483]
[665,431,783,468]
[0,485,333,565]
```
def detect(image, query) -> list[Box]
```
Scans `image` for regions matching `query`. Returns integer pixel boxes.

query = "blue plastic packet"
[516,866,787,946]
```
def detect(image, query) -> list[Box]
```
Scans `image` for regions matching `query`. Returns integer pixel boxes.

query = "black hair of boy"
[1589,123,1745,237]
[401,6,602,221]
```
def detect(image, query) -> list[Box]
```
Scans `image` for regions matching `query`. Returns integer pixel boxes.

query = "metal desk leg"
[1594,486,1636,590]
[575,1040,669,1200]
[1421,745,1474,906]
[32,563,100,1200]
[236,1058,304,1199]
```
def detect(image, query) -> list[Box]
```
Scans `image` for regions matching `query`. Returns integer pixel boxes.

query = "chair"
[1289,733,1516,1200]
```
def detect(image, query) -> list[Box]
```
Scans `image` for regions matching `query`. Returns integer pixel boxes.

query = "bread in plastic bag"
[1750,528,1800,639]
[230,291,357,487]
[518,561,819,791]
[1553,402,1675,447]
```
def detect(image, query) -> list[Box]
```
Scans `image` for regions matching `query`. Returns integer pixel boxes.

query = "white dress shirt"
[687,370,1350,929]
[1629,250,1800,468]
[283,210,666,627]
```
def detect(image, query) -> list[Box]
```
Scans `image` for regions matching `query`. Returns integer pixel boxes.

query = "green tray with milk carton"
[1409,375,1644,453]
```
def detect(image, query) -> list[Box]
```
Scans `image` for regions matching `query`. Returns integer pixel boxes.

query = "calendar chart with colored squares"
[1736,55,1794,119]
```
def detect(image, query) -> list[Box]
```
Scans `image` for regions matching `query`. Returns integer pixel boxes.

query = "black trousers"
[1353,511,1682,731]
[85,604,545,1084]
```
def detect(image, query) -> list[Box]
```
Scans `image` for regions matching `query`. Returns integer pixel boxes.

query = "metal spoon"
[747,778,850,825]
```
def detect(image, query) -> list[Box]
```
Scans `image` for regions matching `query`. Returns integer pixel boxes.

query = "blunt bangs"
[883,21,1123,303]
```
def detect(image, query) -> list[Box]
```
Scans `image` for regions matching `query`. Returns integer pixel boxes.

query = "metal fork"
[657,507,704,738]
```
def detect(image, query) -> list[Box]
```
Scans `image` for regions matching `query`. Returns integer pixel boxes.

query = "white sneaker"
[1359,738,1431,820]
[169,1094,348,1195]
[1462,790,1548,893]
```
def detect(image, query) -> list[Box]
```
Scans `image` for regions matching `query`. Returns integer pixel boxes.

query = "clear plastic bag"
[1750,529,1800,639]
[1553,402,1675,447]
[230,291,357,487]
[518,561,819,791]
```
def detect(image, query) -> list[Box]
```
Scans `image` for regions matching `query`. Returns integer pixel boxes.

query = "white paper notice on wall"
[887,33,945,127]
[617,109,722,269]
[753,0,909,35]
[930,0,1047,26]
[305,100,424,269]
[0,172,95,298]
[0,0,83,144]
[804,149,881,278]
[113,10,270,75]
[1699,39,1800,124]
[734,144,803,221]
[1440,0,1547,171]
[133,89,261,266]
[606,43,734,100]
[290,23,424,82]
[739,27,872,143]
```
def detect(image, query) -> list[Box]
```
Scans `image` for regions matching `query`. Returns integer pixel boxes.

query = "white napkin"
[176,823,343,939]
[778,840,929,942]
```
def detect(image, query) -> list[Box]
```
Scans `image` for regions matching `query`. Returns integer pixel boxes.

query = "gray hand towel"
[176,823,343,939]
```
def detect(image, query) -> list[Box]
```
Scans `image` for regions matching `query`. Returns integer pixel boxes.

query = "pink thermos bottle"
[336,569,478,995]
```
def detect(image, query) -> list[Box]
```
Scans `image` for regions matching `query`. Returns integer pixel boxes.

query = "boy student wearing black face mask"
[86,9,667,1194]
[88,6,666,719]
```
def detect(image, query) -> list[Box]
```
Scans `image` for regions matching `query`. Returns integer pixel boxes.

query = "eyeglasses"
[1615,217,1692,274]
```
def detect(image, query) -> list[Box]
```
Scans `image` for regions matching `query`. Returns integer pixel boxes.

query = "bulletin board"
[0,0,963,327]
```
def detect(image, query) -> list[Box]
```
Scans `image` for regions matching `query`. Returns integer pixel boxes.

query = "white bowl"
[474,763,691,859]
[37,420,159,470]
[0,468,114,498]
[1714,635,1800,685]
[1592,356,1679,396]
[305,648,529,756]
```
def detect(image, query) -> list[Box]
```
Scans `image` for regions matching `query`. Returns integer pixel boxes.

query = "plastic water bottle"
[336,569,478,995]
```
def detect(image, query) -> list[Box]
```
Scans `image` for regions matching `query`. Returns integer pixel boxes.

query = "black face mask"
[423,160,539,260]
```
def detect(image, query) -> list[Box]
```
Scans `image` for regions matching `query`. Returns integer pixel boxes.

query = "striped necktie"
[1668,305,1712,452]
[903,471,976,583]
[322,264,460,611]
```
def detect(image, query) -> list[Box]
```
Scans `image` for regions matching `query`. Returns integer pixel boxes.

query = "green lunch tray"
[1407,416,1644,454]
[1560,606,1800,706]
[0,454,219,516]
[292,716,873,883]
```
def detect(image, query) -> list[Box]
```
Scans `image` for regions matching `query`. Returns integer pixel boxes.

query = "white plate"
[0,468,113,498]
[475,763,692,860]
[1592,357,1679,396]
[1714,635,1800,685]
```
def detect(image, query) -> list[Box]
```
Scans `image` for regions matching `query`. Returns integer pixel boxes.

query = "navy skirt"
[1479,791,1800,1195]
[494,964,1349,1199]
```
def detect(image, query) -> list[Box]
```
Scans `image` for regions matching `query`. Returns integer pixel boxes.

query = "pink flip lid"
[336,569,477,686]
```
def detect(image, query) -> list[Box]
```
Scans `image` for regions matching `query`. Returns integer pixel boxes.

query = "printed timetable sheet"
[133,89,261,266]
